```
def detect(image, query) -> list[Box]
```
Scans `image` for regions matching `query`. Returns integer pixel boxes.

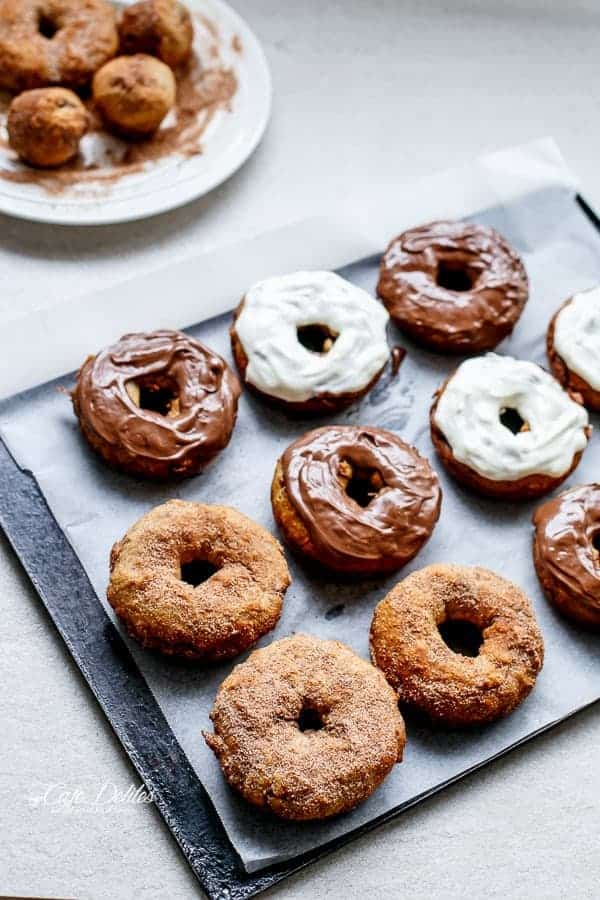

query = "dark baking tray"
[1,191,599,899]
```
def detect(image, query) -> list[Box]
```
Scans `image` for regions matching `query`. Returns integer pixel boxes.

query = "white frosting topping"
[554,286,600,391]
[434,354,589,481]
[234,271,390,402]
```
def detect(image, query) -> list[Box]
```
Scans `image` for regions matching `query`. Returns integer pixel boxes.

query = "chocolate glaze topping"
[282,425,441,570]
[73,330,240,475]
[378,221,528,352]
[533,484,600,625]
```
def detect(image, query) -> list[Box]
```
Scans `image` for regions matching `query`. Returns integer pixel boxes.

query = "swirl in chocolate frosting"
[533,484,600,627]
[73,330,241,478]
[377,221,528,353]
[281,425,441,571]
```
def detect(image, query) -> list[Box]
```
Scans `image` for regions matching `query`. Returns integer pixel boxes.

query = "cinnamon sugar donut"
[7,87,88,167]
[370,564,544,727]
[72,330,241,480]
[93,54,176,136]
[547,287,600,412]
[272,425,441,575]
[377,221,528,353]
[119,0,194,68]
[203,634,406,820]
[533,484,600,628]
[430,354,590,500]
[108,500,290,661]
[0,0,118,93]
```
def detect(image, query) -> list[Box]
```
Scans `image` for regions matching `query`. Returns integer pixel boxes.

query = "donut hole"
[438,619,483,657]
[297,705,325,733]
[127,375,180,417]
[592,530,600,555]
[436,261,475,293]
[297,323,339,354]
[340,460,385,508]
[180,559,219,587]
[38,13,59,39]
[499,406,529,435]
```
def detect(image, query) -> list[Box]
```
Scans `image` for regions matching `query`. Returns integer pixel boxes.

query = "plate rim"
[0,0,273,226]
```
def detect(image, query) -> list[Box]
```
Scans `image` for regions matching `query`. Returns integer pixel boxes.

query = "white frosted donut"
[233,271,390,403]
[433,354,589,481]
[553,286,600,391]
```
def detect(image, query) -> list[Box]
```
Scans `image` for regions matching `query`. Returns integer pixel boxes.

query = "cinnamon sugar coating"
[108,500,290,661]
[93,54,176,136]
[370,564,544,727]
[0,0,118,92]
[204,634,405,820]
[119,0,194,68]
[7,87,88,167]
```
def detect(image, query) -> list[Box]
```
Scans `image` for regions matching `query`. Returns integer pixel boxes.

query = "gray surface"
[2,1,600,897]
[2,186,600,876]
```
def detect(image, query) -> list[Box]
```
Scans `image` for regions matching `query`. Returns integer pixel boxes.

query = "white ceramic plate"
[0,0,271,225]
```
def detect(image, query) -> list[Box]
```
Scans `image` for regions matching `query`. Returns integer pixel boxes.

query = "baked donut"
[272,425,442,575]
[430,354,590,500]
[7,87,88,168]
[0,0,118,93]
[119,0,194,68]
[72,330,241,480]
[230,271,390,415]
[377,221,528,354]
[533,484,600,628]
[108,500,290,661]
[203,634,405,819]
[370,564,544,727]
[547,286,600,412]
[93,54,176,136]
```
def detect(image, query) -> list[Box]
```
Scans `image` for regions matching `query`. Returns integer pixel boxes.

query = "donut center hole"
[297,323,338,354]
[436,262,474,292]
[297,706,324,733]
[499,406,529,435]
[439,619,483,657]
[127,376,180,417]
[180,559,219,587]
[38,13,59,39]
[592,530,600,555]
[340,460,384,508]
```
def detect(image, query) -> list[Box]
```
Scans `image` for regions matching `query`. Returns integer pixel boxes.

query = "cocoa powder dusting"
[0,14,238,196]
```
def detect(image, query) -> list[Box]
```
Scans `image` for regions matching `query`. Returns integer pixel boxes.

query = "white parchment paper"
[1,144,599,873]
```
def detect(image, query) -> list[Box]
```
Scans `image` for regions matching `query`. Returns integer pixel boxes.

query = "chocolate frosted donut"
[377,221,528,353]
[0,0,118,93]
[533,484,600,628]
[204,634,406,820]
[72,330,241,479]
[370,564,544,727]
[271,425,442,575]
[547,286,600,412]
